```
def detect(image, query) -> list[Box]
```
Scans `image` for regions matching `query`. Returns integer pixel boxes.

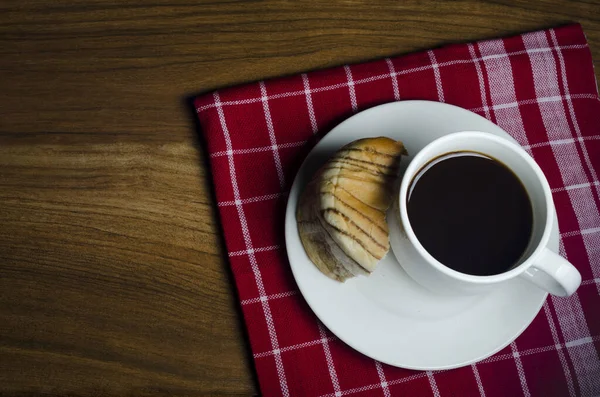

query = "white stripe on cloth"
[218,192,286,207]
[543,302,577,397]
[523,30,600,396]
[228,245,280,257]
[318,324,342,397]
[385,58,401,101]
[213,92,290,397]
[259,81,286,189]
[241,290,297,305]
[211,140,307,158]
[552,180,600,193]
[375,361,391,397]
[511,342,531,397]
[470,93,598,115]
[581,278,600,286]
[471,364,487,397]
[561,226,600,238]
[426,371,441,397]
[523,133,600,151]
[468,43,492,121]
[302,73,319,134]
[477,39,530,147]
[565,337,595,348]
[254,336,337,358]
[344,65,358,112]
[428,50,445,103]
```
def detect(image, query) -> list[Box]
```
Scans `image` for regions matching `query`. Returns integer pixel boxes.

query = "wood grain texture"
[0,0,599,395]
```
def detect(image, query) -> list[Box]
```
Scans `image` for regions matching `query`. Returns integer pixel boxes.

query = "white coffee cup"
[393,131,581,297]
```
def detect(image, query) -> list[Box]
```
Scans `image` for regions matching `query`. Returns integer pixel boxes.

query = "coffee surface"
[407,153,533,276]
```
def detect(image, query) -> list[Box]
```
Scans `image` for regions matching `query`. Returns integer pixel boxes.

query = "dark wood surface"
[1,1,599,395]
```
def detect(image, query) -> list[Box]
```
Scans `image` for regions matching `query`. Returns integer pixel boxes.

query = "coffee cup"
[392,131,581,297]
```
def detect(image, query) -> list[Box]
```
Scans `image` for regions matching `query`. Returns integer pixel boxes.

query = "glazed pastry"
[297,137,407,282]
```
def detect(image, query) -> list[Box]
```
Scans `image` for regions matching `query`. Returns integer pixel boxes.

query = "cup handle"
[520,247,581,297]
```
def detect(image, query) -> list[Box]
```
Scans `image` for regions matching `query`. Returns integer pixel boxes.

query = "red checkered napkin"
[194,24,600,397]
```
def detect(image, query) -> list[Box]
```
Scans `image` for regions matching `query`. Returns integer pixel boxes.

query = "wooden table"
[1,1,599,395]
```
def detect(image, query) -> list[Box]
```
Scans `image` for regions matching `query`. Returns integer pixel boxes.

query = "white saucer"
[284,100,557,370]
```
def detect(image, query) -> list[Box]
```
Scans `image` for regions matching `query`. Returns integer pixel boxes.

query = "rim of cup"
[397,131,554,284]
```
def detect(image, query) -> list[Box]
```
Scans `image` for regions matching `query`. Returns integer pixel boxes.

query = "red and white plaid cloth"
[194,24,600,397]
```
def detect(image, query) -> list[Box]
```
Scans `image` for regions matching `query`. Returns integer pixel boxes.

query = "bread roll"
[297,137,407,282]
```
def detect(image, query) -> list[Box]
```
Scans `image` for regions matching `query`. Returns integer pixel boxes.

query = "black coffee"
[407,152,533,276]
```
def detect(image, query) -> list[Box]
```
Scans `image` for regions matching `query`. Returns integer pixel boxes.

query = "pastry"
[297,137,407,281]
